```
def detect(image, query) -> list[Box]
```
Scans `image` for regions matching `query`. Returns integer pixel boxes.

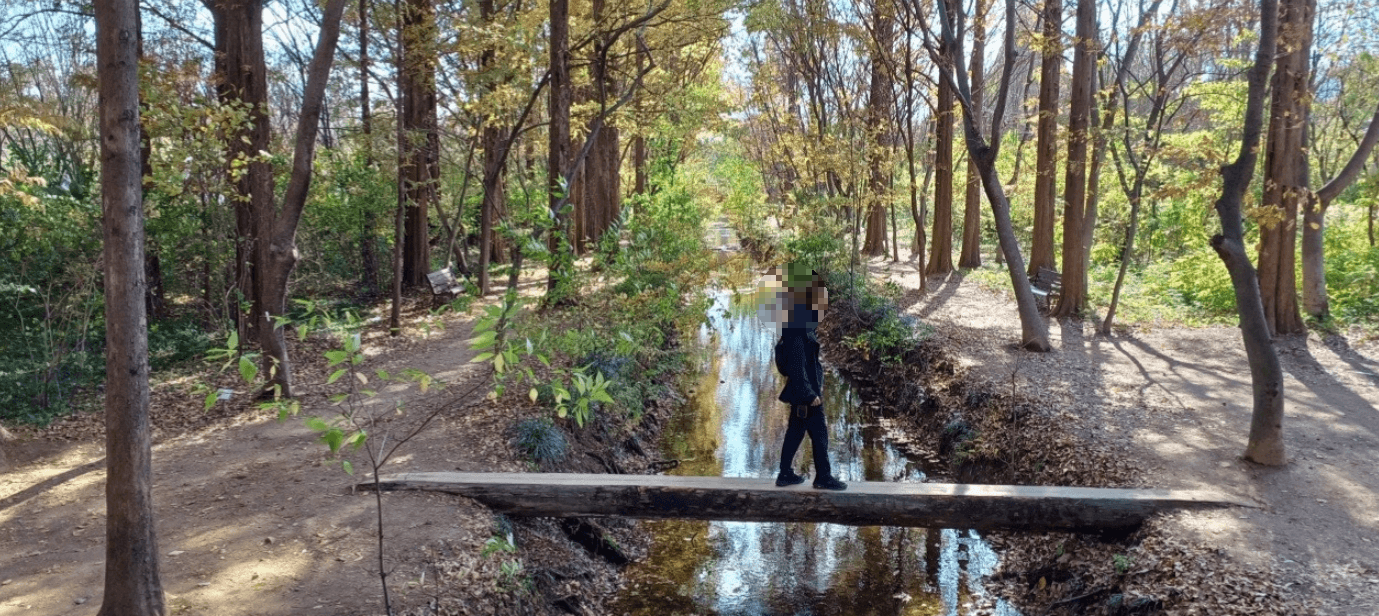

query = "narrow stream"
[614,289,1020,616]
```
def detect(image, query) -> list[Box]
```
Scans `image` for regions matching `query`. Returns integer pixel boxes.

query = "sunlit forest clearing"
[1,0,1378,613]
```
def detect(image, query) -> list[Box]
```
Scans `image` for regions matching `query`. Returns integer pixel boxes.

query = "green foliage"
[825,270,930,364]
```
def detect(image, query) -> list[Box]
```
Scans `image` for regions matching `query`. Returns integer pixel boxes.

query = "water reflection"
[615,290,1019,616]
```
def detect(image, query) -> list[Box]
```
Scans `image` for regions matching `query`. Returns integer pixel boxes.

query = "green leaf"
[494,383,505,398]
[238,356,258,384]
[342,460,354,475]
[470,330,498,347]
[322,428,345,453]
[325,350,348,367]
[529,387,539,402]
[347,430,367,449]
[327,368,347,384]
[344,333,362,354]
[203,388,218,411]
[376,369,391,381]
[328,393,349,404]
[227,330,239,351]
[304,417,329,432]
[593,391,615,404]
[471,352,495,364]
[352,353,364,365]
[494,352,506,373]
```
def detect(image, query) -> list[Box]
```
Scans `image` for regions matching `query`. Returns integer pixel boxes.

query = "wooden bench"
[1029,266,1062,310]
[426,267,466,297]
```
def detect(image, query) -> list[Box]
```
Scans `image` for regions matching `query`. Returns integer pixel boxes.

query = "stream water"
[613,289,1020,616]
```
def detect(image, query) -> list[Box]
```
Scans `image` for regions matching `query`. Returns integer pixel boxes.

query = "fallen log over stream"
[363,472,1255,534]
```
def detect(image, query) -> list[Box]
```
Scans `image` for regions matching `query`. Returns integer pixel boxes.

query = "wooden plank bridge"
[366,472,1254,534]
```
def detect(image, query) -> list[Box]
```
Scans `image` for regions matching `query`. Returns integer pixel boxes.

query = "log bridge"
[366,472,1254,534]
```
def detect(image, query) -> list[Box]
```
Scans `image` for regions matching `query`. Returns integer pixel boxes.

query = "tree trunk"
[633,134,647,195]
[546,0,573,300]
[255,0,349,396]
[1302,99,1379,320]
[1256,0,1313,336]
[209,0,272,341]
[575,0,621,255]
[1210,0,1285,466]
[96,0,166,610]
[477,0,506,296]
[1029,0,1061,275]
[927,22,956,276]
[863,1,894,258]
[958,0,986,269]
[359,0,379,295]
[399,0,437,288]
[1052,0,1094,318]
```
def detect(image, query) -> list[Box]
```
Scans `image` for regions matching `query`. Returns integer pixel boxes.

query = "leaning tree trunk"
[96,0,166,611]
[1052,0,1095,318]
[358,0,380,295]
[1029,0,1061,275]
[958,0,986,269]
[1256,0,1313,336]
[255,0,349,396]
[932,0,1051,351]
[1210,0,1285,466]
[1302,99,1379,321]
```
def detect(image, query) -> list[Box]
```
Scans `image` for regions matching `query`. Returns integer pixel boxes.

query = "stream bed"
[613,289,1020,615]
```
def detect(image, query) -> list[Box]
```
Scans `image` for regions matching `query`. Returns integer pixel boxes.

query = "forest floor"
[0,268,660,616]
[867,251,1379,615]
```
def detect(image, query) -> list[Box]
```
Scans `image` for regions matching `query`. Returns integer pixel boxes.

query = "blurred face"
[813,285,829,313]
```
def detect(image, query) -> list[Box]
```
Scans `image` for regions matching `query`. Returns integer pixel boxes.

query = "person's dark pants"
[779,403,831,479]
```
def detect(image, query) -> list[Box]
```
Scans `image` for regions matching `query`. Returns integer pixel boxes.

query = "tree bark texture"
[399,0,437,288]
[863,1,894,258]
[96,0,166,611]
[254,0,349,396]
[573,0,621,256]
[1210,0,1285,466]
[547,0,572,298]
[927,23,956,276]
[477,0,506,296]
[958,0,986,269]
[1256,0,1313,336]
[1052,0,1095,318]
[358,0,379,295]
[1029,0,1061,275]
[210,0,272,340]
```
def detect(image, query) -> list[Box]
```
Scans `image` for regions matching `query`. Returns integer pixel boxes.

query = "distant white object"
[216,388,235,401]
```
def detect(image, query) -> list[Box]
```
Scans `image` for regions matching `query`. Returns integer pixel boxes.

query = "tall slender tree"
[1051,0,1095,317]
[398,0,438,288]
[926,0,956,275]
[957,0,986,268]
[863,0,895,258]
[547,0,573,300]
[96,0,165,611]
[1209,0,1285,465]
[1029,0,1062,275]
[1302,100,1379,320]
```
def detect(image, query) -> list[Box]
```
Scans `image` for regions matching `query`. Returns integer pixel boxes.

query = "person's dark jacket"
[775,304,823,405]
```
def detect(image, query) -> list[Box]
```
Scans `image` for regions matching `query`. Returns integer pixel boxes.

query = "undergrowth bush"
[510,417,569,464]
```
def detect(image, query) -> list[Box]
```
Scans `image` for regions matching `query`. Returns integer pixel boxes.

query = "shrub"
[510,417,568,464]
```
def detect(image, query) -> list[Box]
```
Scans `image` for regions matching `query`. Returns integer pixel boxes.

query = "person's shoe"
[775,471,807,487]
[813,476,847,491]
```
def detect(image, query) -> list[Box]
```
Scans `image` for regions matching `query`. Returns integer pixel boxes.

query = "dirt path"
[867,253,1379,614]
[0,292,534,615]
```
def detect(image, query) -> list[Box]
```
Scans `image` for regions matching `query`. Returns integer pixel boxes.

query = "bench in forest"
[364,472,1255,534]
[426,267,466,298]
[1030,266,1062,310]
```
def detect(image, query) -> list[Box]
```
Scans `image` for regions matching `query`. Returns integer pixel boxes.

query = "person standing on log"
[774,267,847,491]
